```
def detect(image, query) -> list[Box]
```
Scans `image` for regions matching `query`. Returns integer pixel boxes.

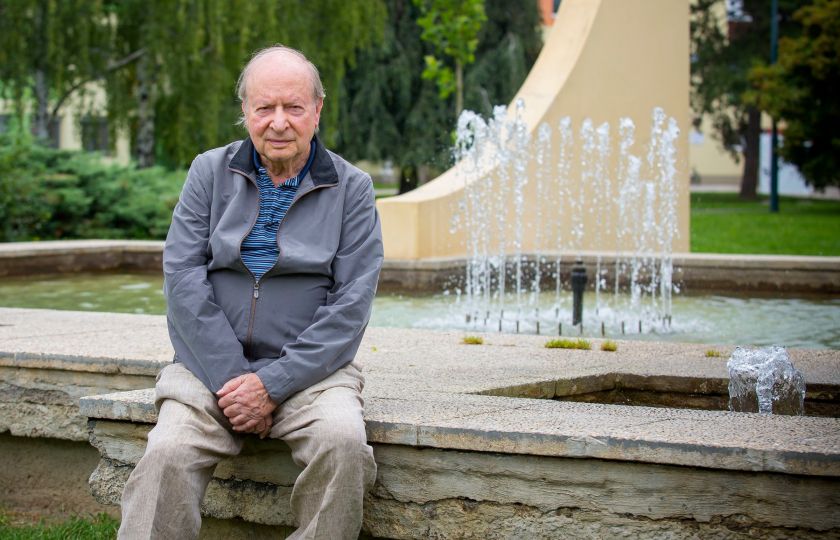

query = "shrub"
[462,335,484,345]
[600,340,618,352]
[705,349,724,358]
[545,338,591,350]
[0,133,184,241]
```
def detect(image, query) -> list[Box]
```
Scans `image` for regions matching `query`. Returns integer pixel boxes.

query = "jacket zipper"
[232,162,338,357]
[232,166,261,357]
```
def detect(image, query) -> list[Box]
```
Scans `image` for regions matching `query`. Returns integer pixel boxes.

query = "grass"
[0,512,118,540]
[705,349,724,358]
[690,193,840,256]
[545,338,591,350]
[600,340,618,352]
[462,335,484,345]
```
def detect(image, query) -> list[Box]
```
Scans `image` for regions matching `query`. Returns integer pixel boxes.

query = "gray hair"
[236,45,326,105]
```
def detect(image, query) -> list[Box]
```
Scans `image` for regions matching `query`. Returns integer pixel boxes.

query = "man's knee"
[142,431,197,472]
[313,421,376,486]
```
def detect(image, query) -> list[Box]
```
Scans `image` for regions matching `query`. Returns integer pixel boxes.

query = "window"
[81,116,110,154]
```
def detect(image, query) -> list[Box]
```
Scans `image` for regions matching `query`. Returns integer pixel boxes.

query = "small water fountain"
[449,101,681,337]
[727,346,806,415]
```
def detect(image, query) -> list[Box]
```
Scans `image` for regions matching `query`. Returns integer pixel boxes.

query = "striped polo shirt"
[241,140,316,280]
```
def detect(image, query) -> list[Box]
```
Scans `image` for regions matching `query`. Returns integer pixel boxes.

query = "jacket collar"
[229,136,339,187]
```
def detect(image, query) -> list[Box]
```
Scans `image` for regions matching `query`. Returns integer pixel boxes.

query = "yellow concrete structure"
[377,0,690,259]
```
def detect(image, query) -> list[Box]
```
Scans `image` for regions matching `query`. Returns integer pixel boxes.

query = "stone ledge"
[2,307,839,536]
[87,422,840,538]
[1,240,837,292]
[0,307,837,475]
[82,388,840,477]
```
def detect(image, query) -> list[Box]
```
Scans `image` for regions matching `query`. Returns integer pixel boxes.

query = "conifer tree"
[336,0,541,193]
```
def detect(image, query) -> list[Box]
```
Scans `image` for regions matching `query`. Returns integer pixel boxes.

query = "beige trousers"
[118,362,376,540]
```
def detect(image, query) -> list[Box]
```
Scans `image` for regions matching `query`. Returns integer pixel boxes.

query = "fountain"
[449,102,681,337]
[727,346,806,415]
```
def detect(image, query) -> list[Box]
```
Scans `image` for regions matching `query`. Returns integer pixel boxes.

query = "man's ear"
[314,98,324,125]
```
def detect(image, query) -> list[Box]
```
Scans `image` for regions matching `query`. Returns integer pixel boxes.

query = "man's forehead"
[245,53,314,99]
[249,53,309,82]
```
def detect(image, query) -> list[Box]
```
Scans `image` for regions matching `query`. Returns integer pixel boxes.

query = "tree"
[336,0,541,193]
[1,0,386,168]
[414,0,487,119]
[690,0,800,199]
[747,0,840,189]
[0,0,109,142]
[104,0,386,168]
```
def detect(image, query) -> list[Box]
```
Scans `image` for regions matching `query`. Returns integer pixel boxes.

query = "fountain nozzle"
[571,258,587,326]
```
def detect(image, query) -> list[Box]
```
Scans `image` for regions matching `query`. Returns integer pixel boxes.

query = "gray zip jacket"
[163,136,383,404]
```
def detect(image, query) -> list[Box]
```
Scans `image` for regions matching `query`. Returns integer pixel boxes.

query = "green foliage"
[1,0,386,168]
[691,0,798,151]
[0,511,118,540]
[747,0,840,189]
[600,340,618,352]
[705,349,724,358]
[421,55,456,98]
[545,338,591,350]
[690,0,800,196]
[0,134,183,241]
[690,192,840,255]
[462,335,484,345]
[336,0,541,189]
[414,0,486,106]
[0,0,109,140]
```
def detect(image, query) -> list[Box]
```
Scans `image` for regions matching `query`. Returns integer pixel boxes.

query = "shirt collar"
[252,140,317,188]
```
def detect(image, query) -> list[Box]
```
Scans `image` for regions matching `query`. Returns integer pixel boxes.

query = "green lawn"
[690,193,840,256]
[0,512,117,539]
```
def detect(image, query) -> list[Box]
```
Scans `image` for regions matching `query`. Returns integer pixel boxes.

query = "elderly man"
[118,45,383,540]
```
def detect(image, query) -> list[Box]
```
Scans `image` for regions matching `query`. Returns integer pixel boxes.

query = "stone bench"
[74,319,840,538]
[0,309,169,441]
[3,308,840,537]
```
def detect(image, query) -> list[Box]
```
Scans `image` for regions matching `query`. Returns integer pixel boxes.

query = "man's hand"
[217,373,277,438]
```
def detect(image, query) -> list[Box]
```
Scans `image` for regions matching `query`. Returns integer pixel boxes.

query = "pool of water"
[1,273,837,349]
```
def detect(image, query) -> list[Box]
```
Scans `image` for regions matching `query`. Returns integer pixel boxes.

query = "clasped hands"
[217,373,276,439]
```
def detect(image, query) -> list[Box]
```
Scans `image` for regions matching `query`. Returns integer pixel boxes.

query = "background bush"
[0,134,184,241]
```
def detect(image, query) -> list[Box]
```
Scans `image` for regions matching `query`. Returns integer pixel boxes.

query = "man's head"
[238,46,325,176]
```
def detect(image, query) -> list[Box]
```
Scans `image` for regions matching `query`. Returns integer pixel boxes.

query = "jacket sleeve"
[163,154,251,393]
[254,175,383,404]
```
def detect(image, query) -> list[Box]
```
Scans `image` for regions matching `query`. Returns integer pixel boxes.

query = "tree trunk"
[739,107,761,200]
[455,59,464,121]
[32,70,51,143]
[398,165,418,194]
[135,54,156,168]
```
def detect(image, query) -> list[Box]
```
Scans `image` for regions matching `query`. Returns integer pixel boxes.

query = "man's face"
[242,55,323,173]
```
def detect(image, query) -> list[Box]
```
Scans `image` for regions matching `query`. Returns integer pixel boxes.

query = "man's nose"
[270,109,288,131]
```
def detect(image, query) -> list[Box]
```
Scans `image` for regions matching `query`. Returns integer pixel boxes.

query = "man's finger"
[216,375,246,398]
[232,417,261,433]
[258,415,272,439]
[222,404,240,419]
[218,390,243,409]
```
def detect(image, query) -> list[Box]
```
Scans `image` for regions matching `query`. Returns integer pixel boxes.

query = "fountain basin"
[1,241,839,535]
[479,371,839,418]
[4,309,837,538]
[1,267,838,349]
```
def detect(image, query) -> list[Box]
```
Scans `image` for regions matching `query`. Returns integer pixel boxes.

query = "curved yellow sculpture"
[376,0,690,260]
